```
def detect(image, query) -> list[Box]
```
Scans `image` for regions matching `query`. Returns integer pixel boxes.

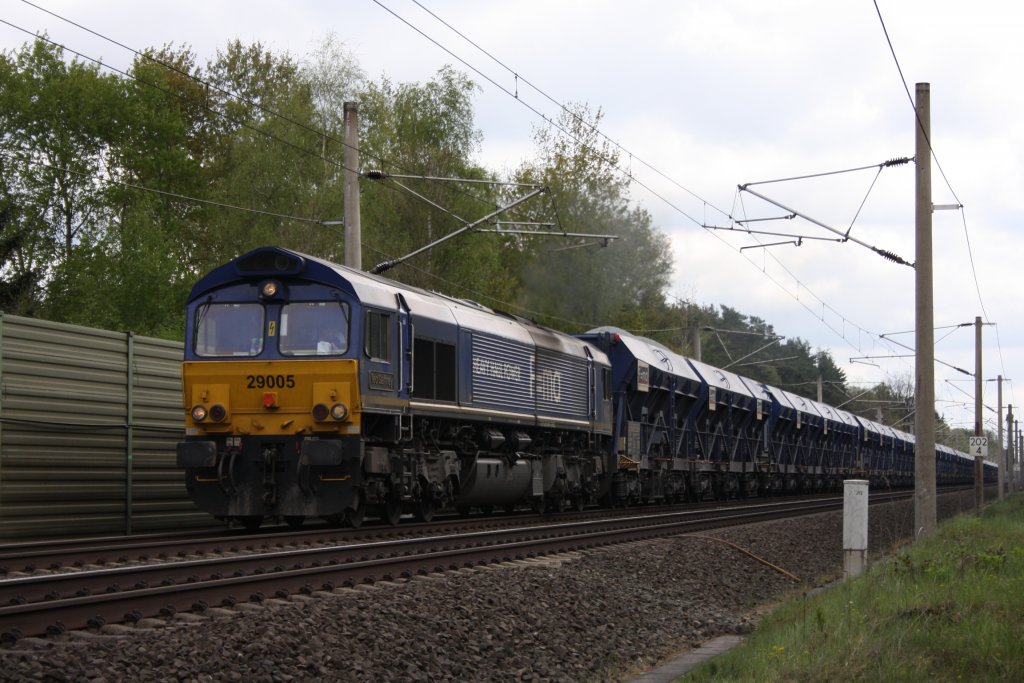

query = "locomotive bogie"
[177,434,362,523]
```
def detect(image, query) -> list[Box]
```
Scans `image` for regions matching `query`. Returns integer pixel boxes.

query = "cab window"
[280,302,350,356]
[194,303,265,357]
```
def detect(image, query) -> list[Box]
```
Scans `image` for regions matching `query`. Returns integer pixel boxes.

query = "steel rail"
[0,491,923,642]
[0,492,858,573]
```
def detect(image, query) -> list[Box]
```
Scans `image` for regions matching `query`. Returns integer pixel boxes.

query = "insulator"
[884,156,912,167]
[874,248,912,266]
[364,169,387,180]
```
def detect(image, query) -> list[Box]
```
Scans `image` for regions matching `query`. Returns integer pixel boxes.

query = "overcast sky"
[3,0,1022,438]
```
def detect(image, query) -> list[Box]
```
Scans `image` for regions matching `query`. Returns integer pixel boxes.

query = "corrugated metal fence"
[0,314,220,541]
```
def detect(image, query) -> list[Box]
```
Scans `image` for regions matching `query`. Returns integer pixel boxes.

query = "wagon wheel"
[530,497,546,515]
[284,516,305,529]
[415,496,436,523]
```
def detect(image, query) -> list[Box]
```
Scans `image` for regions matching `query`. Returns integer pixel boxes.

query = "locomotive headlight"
[311,403,330,421]
[209,404,227,422]
[261,281,278,298]
[191,404,208,422]
[330,402,349,421]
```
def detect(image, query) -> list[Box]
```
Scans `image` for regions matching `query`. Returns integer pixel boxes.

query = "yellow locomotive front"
[176,251,368,529]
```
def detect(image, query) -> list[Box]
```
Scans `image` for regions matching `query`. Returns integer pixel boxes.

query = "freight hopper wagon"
[176,247,615,529]
[578,328,992,500]
[581,328,777,503]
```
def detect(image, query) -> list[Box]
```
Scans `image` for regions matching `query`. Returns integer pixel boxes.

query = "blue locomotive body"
[177,247,615,528]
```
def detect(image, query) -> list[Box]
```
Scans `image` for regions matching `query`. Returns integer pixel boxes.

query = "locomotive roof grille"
[235,249,306,276]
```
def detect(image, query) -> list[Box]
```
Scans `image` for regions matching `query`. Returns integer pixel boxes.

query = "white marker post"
[843,480,869,580]
[969,436,988,516]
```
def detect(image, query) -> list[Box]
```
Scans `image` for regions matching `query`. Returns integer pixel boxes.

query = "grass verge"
[684,495,1024,682]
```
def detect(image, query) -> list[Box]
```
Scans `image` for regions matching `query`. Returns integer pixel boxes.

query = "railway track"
[0,492,851,575]
[0,489,920,643]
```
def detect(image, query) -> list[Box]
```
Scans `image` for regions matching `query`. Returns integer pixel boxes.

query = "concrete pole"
[691,323,702,362]
[914,83,937,538]
[997,376,1004,499]
[843,479,869,579]
[1013,411,1019,492]
[1006,405,1014,493]
[817,372,824,403]
[343,101,362,270]
[974,316,984,515]
[1014,414,1020,492]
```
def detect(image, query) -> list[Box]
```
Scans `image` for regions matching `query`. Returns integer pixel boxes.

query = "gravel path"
[0,491,977,683]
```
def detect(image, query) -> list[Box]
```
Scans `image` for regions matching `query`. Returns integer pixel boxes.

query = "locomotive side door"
[362,305,399,399]
[395,293,413,399]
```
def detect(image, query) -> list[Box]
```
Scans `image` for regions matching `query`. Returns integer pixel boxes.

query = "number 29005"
[246,374,296,389]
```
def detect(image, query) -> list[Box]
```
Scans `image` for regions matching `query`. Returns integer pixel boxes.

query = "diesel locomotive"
[176,246,994,529]
[176,246,614,529]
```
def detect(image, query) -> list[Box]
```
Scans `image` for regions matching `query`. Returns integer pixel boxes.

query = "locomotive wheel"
[239,516,262,531]
[346,491,366,528]
[346,506,365,529]
[415,497,436,523]
[383,493,403,527]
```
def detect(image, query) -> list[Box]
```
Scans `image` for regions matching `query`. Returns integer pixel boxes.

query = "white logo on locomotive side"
[473,357,522,382]
[536,368,562,402]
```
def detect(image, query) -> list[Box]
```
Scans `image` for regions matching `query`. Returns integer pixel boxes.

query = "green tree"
[0,39,120,297]
[0,164,35,313]
[511,104,673,331]
[42,45,206,336]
